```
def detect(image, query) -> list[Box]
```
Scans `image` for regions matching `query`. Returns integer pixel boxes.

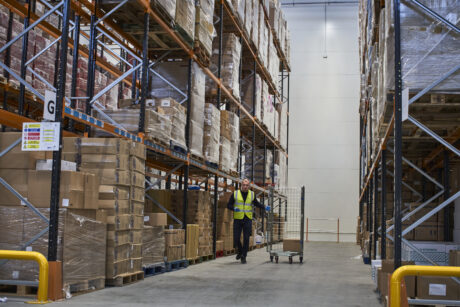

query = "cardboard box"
[83,173,99,209]
[129,141,146,159]
[283,239,303,252]
[165,229,185,246]
[216,240,224,252]
[99,199,130,214]
[79,138,130,155]
[130,171,145,188]
[107,215,131,231]
[417,276,459,300]
[414,223,440,241]
[145,213,168,226]
[0,170,29,205]
[131,215,144,230]
[130,186,145,202]
[99,185,130,200]
[130,230,143,244]
[129,257,142,273]
[79,168,131,186]
[186,224,199,259]
[130,244,142,258]
[80,154,130,170]
[27,170,85,208]
[130,201,144,216]
[449,250,460,266]
[106,259,129,278]
[107,230,130,247]
[0,132,46,169]
[130,156,145,174]
[106,244,130,262]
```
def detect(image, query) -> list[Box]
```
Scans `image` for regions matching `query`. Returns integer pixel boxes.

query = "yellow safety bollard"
[0,250,49,304]
[390,265,460,307]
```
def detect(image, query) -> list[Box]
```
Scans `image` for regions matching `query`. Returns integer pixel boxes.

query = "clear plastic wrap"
[191,62,206,126]
[278,103,287,150]
[231,0,245,24]
[150,61,188,103]
[269,1,280,36]
[244,0,252,36]
[195,0,216,57]
[203,103,221,163]
[142,226,165,266]
[259,18,269,68]
[0,207,106,285]
[219,136,232,172]
[190,119,204,158]
[242,73,262,120]
[154,0,176,21]
[155,97,187,149]
[175,0,196,40]
[209,33,242,99]
[251,1,259,49]
[268,41,280,84]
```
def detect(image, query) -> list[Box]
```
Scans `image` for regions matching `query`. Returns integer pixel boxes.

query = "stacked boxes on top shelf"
[194,0,216,60]
[203,103,221,164]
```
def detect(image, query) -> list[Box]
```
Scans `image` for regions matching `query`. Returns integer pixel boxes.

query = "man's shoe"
[236,254,241,260]
[241,257,247,264]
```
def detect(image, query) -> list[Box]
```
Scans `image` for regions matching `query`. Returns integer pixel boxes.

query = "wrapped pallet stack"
[142,226,166,266]
[164,229,186,262]
[203,103,221,164]
[217,192,235,252]
[194,0,216,60]
[175,0,195,41]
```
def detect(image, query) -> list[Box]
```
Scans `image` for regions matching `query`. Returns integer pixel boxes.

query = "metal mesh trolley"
[266,186,305,264]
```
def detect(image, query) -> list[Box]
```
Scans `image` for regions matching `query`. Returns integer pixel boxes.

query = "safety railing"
[0,250,49,304]
[390,265,460,307]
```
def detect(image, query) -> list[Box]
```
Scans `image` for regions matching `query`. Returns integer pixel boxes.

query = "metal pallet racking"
[0,0,290,267]
[359,0,460,272]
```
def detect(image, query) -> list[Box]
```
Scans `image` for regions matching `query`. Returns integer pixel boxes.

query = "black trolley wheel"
[289,257,293,264]
[270,256,273,262]
[300,256,303,264]
[275,256,279,263]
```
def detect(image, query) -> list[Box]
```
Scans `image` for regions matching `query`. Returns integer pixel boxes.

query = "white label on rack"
[144,216,150,222]
[402,88,409,121]
[26,246,32,251]
[62,198,69,207]
[429,283,446,296]
[160,99,171,107]
[12,271,19,279]
[20,197,27,206]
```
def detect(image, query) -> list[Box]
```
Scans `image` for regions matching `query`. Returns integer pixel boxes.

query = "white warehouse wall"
[283,3,360,242]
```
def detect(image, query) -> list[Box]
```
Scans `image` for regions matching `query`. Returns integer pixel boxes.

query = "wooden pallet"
[0,284,37,297]
[187,257,202,265]
[224,248,236,256]
[105,271,144,287]
[193,40,211,67]
[200,254,214,262]
[142,263,166,277]
[65,278,105,296]
[145,135,170,149]
[165,259,188,272]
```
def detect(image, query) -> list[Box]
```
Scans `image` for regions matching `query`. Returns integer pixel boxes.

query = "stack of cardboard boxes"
[186,224,200,259]
[217,192,235,252]
[164,229,186,261]
[194,0,215,59]
[73,138,146,279]
[0,133,106,293]
[203,103,221,164]
[142,225,165,266]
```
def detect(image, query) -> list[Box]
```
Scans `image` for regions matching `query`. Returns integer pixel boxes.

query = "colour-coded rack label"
[22,122,60,151]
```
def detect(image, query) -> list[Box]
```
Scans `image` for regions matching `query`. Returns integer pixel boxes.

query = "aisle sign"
[43,90,57,121]
[22,122,60,151]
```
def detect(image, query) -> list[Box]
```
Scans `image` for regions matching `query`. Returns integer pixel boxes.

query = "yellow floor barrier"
[0,250,49,304]
[390,265,460,307]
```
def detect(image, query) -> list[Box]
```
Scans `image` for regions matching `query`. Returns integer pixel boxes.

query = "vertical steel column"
[131,59,137,100]
[179,173,183,190]
[48,0,71,261]
[2,10,13,125]
[182,59,193,231]
[138,13,150,133]
[359,116,363,193]
[212,174,218,257]
[368,179,373,259]
[381,149,387,260]
[422,175,426,202]
[373,171,378,259]
[85,0,100,134]
[278,197,281,239]
[271,147,275,185]
[443,150,450,241]
[18,0,32,116]
[166,175,172,189]
[69,14,80,132]
[393,0,403,270]
[262,136,267,232]
[216,1,223,109]
[53,16,62,89]
[251,60,256,183]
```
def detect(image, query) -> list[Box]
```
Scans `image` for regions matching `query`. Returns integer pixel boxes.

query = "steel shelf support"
[138,12,150,134]
[213,174,218,258]
[368,177,373,259]
[69,14,80,132]
[373,170,378,259]
[182,58,193,232]
[18,0,32,116]
[216,0,223,109]
[381,149,387,260]
[443,151,450,241]
[85,0,100,135]
[251,60,256,183]
[48,0,71,261]
[2,10,13,123]
[393,0,403,270]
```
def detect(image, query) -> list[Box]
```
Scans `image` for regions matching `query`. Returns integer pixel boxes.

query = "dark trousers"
[233,216,252,258]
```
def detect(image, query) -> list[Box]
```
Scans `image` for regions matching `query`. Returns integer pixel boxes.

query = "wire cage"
[266,186,305,264]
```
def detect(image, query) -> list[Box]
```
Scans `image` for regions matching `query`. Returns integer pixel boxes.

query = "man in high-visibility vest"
[227,178,270,264]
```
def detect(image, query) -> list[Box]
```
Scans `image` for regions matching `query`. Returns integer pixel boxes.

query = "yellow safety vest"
[234,190,254,220]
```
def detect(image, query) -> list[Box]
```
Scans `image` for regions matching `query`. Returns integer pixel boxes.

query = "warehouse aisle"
[7,243,380,307]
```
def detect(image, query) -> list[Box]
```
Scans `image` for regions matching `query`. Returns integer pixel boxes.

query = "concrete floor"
[5,242,381,307]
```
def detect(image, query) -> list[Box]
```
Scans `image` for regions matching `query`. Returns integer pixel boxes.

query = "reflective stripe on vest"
[233,190,254,220]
